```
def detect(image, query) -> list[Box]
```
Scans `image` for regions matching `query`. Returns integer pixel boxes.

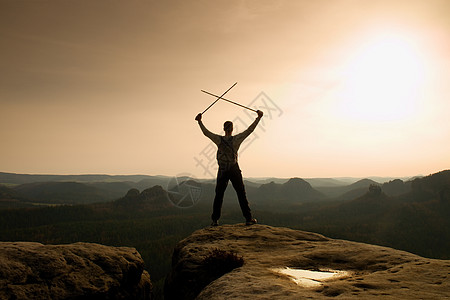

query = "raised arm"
[234,110,263,143]
[195,113,221,145]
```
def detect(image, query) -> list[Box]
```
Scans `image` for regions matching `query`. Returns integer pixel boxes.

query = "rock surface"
[165,224,450,299]
[0,242,151,299]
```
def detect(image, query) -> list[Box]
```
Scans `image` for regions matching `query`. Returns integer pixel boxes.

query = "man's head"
[223,121,233,135]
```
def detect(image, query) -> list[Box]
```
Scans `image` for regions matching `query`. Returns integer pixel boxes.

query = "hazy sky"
[1,0,449,178]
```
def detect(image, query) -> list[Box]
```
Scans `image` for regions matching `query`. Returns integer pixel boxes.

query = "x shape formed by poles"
[201,82,257,114]
[201,82,237,114]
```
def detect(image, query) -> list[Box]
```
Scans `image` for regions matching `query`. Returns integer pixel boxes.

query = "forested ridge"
[0,170,449,298]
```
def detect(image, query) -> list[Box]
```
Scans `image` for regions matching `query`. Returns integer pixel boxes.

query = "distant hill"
[349,178,379,189]
[315,178,380,199]
[88,181,134,199]
[334,187,368,201]
[245,177,289,185]
[327,178,413,200]
[0,172,169,185]
[115,186,172,210]
[252,177,324,206]
[381,179,411,196]
[409,170,450,202]
[304,177,349,187]
[14,182,109,204]
[134,178,176,191]
[0,185,34,208]
[282,178,325,201]
[0,185,21,200]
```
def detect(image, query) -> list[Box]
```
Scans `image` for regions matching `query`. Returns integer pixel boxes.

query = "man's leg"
[229,164,253,221]
[212,168,229,222]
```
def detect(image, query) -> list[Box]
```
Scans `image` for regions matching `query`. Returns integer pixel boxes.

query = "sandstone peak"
[165,224,450,299]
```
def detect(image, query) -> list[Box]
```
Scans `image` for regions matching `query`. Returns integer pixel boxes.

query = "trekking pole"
[201,82,238,114]
[201,89,258,113]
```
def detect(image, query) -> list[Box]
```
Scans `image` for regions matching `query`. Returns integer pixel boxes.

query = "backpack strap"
[220,136,235,153]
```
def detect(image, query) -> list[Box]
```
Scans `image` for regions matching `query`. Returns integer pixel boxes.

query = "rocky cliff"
[0,242,151,299]
[165,224,450,299]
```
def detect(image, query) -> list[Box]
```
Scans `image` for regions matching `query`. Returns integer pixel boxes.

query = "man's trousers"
[211,163,252,222]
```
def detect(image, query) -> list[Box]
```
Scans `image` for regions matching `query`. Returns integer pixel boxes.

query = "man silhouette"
[195,110,263,226]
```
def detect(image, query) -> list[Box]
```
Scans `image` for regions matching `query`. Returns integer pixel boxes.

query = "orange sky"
[1,0,449,179]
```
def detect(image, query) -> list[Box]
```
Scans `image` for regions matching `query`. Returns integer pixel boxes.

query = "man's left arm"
[235,110,263,142]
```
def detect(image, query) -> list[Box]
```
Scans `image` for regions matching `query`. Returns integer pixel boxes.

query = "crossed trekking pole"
[200,82,258,114]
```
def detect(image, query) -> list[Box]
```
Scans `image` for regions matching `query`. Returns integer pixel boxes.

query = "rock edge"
[0,242,151,299]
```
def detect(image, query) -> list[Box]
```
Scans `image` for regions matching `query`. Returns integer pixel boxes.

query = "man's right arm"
[195,113,221,145]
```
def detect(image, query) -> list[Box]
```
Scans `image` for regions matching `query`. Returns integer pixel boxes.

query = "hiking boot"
[211,220,219,226]
[245,218,257,226]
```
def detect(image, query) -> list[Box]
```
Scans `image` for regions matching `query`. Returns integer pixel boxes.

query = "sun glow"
[338,32,426,122]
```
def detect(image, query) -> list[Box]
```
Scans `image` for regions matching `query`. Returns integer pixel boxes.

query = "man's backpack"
[217,136,237,166]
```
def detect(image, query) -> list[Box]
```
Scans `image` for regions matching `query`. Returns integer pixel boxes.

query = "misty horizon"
[0,169,428,184]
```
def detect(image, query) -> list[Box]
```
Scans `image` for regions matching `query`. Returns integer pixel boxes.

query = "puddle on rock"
[272,267,350,287]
